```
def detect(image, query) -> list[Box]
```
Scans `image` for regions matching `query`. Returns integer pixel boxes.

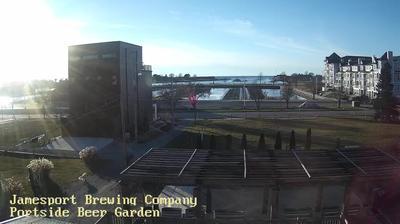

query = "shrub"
[257,133,266,151]
[3,177,24,196]
[79,146,101,173]
[336,138,341,149]
[305,128,311,150]
[0,179,11,220]
[225,135,232,150]
[274,132,282,150]
[240,134,247,150]
[289,130,296,149]
[27,159,64,199]
[26,158,54,173]
[196,134,203,149]
[79,146,98,161]
[209,135,216,150]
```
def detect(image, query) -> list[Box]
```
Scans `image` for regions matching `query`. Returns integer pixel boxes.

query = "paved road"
[0,114,57,120]
[0,119,13,125]
[163,109,374,120]
[155,99,356,111]
[293,88,336,101]
[0,109,372,121]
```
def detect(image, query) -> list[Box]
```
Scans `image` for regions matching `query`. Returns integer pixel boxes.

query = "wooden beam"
[178,148,197,176]
[335,148,367,175]
[120,148,154,174]
[374,147,400,166]
[291,149,311,178]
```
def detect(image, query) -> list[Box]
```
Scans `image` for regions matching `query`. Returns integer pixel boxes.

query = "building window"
[82,54,98,60]
[102,53,117,59]
[69,56,81,61]
[112,75,118,85]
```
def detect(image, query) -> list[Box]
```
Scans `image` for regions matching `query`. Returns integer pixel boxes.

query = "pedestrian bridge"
[152,83,281,90]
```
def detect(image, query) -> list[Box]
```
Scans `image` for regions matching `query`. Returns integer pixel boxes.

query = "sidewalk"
[93,120,193,177]
[294,88,336,102]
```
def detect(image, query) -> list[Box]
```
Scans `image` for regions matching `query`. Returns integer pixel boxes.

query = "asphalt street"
[162,109,374,120]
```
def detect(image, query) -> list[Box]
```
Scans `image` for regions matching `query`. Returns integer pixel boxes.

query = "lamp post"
[243,80,247,109]
[313,76,317,100]
[337,73,343,108]
[243,80,247,119]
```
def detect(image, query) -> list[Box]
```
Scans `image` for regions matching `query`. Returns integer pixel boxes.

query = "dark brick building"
[64,41,152,138]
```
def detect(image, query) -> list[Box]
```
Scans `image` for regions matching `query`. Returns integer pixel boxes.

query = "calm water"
[153,75,292,100]
[0,76,302,108]
[0,96,13,108]
[0,95,37,109]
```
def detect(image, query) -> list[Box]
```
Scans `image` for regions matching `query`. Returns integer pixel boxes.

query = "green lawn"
[0,119,89,198]
[167,117,400,150]
[0,119,61,147]
[0,156,89,197]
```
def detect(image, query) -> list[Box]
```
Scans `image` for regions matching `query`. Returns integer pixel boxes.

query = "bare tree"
[282,83,294,109]
[159,88,177,125]
[249,87,265,111]
[159,85,188,125]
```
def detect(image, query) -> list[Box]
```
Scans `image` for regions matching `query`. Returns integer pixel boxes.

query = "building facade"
[65,41,152,138]
[323,51,400,99]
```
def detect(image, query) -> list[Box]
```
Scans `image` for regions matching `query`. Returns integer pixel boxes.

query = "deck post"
[193,185,206,218]
[262,185,269,214]
[267,183,280,220]
[206,187,212,214]
[313,183,323,223]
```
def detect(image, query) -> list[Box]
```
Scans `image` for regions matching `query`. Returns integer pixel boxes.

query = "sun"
[0,0,85,84]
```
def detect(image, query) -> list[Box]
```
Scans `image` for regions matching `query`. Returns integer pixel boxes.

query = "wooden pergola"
[121,147,400,184]
[118,147,400,223]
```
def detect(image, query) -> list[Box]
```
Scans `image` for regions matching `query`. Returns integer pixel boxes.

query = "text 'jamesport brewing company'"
[9,194,197,218]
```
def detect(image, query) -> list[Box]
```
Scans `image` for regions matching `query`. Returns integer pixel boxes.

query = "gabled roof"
[340,56,372,65]
[380,52,388,60]
[325,52,341,63]
[325,53,373,65]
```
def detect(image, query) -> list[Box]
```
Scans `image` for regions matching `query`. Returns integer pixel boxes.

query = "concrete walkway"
[294,88,337,101]
[90,120,193,177]
[129,120,193,158]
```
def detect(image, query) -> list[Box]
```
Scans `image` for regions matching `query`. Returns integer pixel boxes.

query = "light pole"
[243,80,247,119]
[170,74,175,127]
[242,80,247,109]
[313,76,317,100]
[337,73,343,108]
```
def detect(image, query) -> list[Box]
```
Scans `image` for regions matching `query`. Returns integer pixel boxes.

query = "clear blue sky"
[1,0,399,82]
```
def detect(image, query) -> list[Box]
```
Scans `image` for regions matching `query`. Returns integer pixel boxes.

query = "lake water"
[0,96,13,108]
[0,76,303,108]
[198,88,230,100]
[0,95,37,109]
[153,76,294,100]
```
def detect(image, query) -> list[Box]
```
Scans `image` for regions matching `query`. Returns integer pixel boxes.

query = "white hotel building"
[323,51,400,99]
